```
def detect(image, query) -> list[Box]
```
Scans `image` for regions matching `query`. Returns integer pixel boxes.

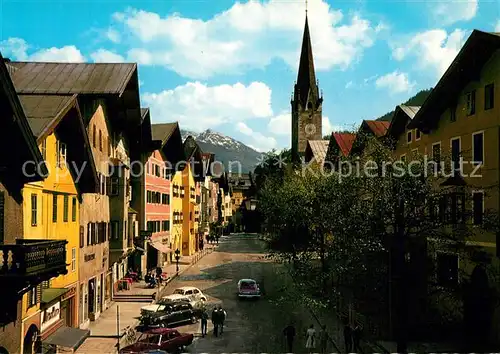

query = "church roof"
[295,15,319,107]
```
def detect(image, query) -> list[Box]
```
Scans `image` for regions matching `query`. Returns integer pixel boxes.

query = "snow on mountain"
[180,129,262,173]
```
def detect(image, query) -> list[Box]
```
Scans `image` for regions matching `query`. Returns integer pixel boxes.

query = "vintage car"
[237,279,261,299]
[141,295,190,316]
[138,301,199,330]
[172,286,207,302]
[119,328,193,354]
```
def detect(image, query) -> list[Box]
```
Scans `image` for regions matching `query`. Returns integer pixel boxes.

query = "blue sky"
[1,0,499,152]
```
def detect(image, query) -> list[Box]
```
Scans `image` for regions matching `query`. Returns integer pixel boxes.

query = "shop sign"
[84,253,95,262]
[61,286,76,302]
[41,302,60,332]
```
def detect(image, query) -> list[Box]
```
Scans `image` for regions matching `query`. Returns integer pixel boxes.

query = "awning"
[149,241,172,254]
[42,326,90,350]
[41,288,69,305]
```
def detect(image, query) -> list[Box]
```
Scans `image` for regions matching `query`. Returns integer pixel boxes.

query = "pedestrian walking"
[343,321,353,353]
[318,325,328,354]
[352,323,362,353]
[283,323,296,353]
[211,307,219,337]
[200,308,209,337]
[305,324,316,353]
[219,305,227,334]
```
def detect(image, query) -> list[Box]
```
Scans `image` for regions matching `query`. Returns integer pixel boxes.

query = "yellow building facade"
[182,164,196,256]
[171,171,184,254]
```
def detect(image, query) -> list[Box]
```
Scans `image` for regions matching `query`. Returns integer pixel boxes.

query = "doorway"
[88,279,96,316]
[146,244,158,270]
[23,325,40,354]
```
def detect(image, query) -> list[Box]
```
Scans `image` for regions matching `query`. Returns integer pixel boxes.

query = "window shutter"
[0,191,4,244]
[106,176,111,196]
[36,284,42,304]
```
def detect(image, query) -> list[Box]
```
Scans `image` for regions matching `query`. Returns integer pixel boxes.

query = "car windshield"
[173,289,185,295]
[240,281,256,288]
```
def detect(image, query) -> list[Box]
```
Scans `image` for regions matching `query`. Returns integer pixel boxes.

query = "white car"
[237,279,261,299]
[172,286,207,302]
[141,294,190,315]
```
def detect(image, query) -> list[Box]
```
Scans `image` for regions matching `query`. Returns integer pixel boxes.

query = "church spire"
[295,13,319,108]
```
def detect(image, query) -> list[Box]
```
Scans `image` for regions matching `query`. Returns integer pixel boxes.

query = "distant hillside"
[376,88,433,121]
[180,129,262,173]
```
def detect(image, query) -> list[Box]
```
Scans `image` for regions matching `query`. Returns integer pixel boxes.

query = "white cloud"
[495,20,500,32]
[109,0,381,78]
[0,37,85,62]
[391,29,467,78]
[268,112,291,135]
[430,0,478,26]
[345,81,354,89]
[142,81,273,131]
[90,49,125,63]
[106,28,121,43]
[375,71,415,94]
[237,122,277,152]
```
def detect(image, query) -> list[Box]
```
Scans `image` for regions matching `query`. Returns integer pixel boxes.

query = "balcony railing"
[0,240,67,278]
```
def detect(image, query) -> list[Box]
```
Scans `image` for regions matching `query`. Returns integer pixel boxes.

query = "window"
[472,131,484,165]
[41,138,47,161]
[92,124,96,148]
[111,221,119,240]
[450,137,460,171]
[63,195,69,222]
[31,193,37,226]
[71,248,76,271]
[100,174,106,195]
[407,131,412,143]
[0,192,3,243]
[52,194,58,222]
[466,90,476,115]
[57,141,67,168]
[415,129,421,140]
[109,177,119,196]
[450,104,456,122]
[99,130,102,151]
[27,286,38,307]
[80,226,84,248]
[432,142,441,171]
[72,197,77,222]
[162,220,169,231]
[485,83,494,110]
[473,191,484,225]
[162,193,169,205]
[436,253,458,287]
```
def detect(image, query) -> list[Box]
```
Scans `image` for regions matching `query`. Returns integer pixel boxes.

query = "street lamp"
[175,249,181,274]
[244,198,257,211]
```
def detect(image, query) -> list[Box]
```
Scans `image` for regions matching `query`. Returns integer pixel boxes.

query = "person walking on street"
[219,305,227,334]
[352,323,362,353]
[305,324,316,353]
[211,307,219,337]
[343,321,353,353]
[283,323,296,353]
[318,325,328,354]
[200,308,209,337]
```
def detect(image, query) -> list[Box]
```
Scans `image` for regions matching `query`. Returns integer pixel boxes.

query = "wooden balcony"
[0,239,67,280]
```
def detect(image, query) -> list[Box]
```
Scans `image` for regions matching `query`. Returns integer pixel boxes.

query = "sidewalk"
[75,245,216,353]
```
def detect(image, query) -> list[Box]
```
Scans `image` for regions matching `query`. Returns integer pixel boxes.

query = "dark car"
[139,302,198,330]
[119,328,193,354]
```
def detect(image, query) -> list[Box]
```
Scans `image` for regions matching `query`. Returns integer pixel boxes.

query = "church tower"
[291,13,323,161]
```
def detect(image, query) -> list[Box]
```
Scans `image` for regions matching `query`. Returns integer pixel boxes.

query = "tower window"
[307,102,313,110]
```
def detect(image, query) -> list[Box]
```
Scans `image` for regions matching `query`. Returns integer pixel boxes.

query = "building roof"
[0,54,47,181]
[332,132,356,157]
[19,94,76,138]
[387,105,421,140]
[363,120,390,137]
[293,15,321,108]
[306,140,329,165]
[152,123,178,144]
[9,62,137,95]
[409,30,500,130]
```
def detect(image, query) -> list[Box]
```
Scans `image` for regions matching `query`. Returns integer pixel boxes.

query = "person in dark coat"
[283,323,296,352]
[219,305,227,334]
[211,307,219,337]
[200,308,209,337]
[343,321,353,353]
[352,323,362,353]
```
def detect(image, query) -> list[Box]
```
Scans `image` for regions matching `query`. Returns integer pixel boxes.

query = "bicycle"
[123,325,137,344]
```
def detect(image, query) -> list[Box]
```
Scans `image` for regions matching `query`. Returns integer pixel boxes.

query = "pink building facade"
[145,150,171,269]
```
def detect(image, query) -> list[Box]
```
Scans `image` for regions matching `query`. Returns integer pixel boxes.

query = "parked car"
[237,279,261,299]
[162,293,205,311]
[172,286,207,302]
[139,301,199,329]
[119,328,193,354]
[140,296,190,316]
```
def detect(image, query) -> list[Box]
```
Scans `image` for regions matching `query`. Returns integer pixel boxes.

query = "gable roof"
[151,122,185,169]
[305,140,329,165]
[0,54,47,183]
[201,153,215,176]
[409,30,500,130]
[18,93,99,194]
[362,120,390,137]
[387,105,420,141]
[152,123,178,144]
[9,62,137,95]
[332,132,356,157]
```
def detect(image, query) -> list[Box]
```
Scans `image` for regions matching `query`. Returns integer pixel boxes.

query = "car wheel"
[191,316,197,324]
